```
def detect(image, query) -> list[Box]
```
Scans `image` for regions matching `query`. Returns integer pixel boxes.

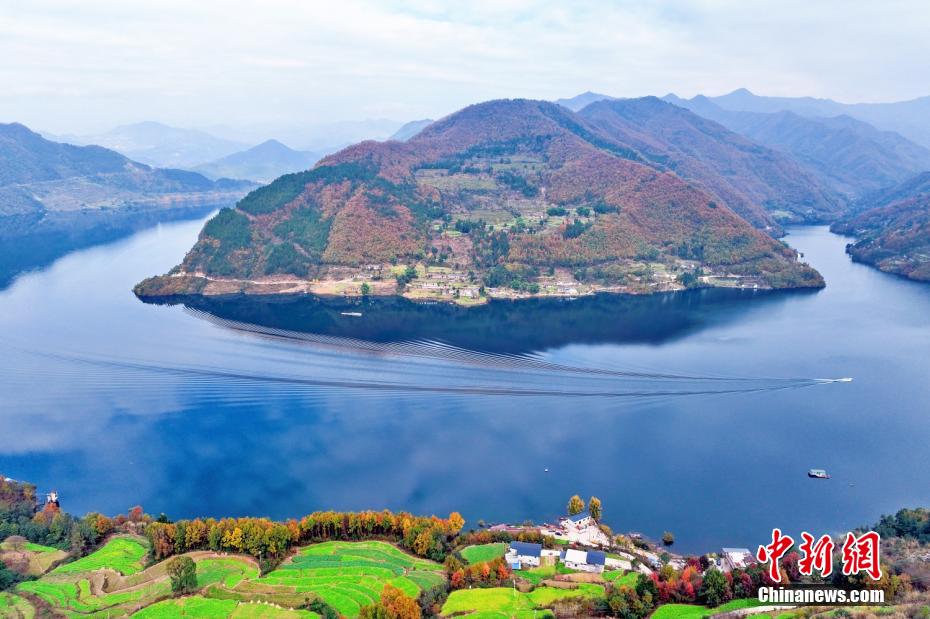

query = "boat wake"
[0,310,853,401]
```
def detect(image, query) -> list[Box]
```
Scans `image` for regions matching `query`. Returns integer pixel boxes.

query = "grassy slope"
[460,543,507,564]
[255,540,444,618]
[441,583,604,617]
[650,598,764,619]
[131,596,320,618]
[52,536,149,576]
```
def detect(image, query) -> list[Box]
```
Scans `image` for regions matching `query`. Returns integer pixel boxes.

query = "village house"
[720,548,754,572]
[506,541,542,569]
[561,511,596,530]
[561,548,606,573]
[545,511,611,547]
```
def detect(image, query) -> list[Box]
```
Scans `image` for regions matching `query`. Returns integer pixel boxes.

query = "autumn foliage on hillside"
[147,98,823,291]
[577,97,846,230]
[145,509,465,566]
[832,176,930,281]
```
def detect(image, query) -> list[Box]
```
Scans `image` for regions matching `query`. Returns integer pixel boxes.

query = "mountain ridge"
[663,94,930,199]
[576,97,846,229]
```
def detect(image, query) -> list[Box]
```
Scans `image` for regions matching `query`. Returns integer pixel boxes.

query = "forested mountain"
[136,99,823,301]
[664,95,930,199]
[0,123,254,218]
[577,97,845,230]
[194,139,324,183]
[831,172,930,281]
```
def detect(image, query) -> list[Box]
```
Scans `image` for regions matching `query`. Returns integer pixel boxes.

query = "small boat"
[340,311,363,317]
[808,469,830,479]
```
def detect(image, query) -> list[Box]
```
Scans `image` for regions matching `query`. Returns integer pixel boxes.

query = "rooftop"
[510,541,542,558]
[587,550,606,566]
[564,510,592,523]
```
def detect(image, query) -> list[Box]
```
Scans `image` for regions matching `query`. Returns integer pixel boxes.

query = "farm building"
[561,548,606,573]
[506,541,542,569]
[720,547,754,571]
[561,511,595,530]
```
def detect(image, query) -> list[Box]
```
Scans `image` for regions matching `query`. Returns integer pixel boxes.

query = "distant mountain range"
[53,121,250,169]
[831,172,930,281]
[698,88,930,150]
[576,97,845,230]
[390,119,434,142]
[663,94,930,199]
[557,90,930,204]
[0,122,253,218]
[194,140,328,183]
[136,98,823,302]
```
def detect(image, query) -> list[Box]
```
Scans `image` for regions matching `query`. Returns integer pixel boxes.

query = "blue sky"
[2,0,929,133]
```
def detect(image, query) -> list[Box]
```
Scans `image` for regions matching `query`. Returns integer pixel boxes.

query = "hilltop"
[577,97,845,229]
[194,139,324,183]
[832,172,930,281]
[0,123,254,218]
[135,99,823,304]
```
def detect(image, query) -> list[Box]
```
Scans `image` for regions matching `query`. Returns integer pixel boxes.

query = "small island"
[135,100,824,306]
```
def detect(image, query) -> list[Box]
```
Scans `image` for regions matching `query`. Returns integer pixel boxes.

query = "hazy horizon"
[3,0,930,135]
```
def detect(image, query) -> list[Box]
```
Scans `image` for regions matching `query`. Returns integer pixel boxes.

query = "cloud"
[0,0,927,134]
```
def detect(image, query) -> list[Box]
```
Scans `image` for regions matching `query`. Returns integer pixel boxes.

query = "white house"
[561,548,606,573]
[560,511,595,530]
[506,541,542,569]
[720,548,754,572]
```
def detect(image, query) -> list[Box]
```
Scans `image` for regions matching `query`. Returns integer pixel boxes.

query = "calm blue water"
[1,217,929,553]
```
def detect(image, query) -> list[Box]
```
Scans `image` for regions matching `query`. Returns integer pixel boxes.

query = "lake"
[1,216,929,553]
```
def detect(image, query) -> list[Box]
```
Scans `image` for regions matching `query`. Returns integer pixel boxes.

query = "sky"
[2,0,930,135]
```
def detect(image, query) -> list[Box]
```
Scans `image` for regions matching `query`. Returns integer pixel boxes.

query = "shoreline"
[134,272,821,308]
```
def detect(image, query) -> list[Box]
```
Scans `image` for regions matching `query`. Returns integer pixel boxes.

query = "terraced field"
[0,537,68,576]
[52,536,148,576]
[8,539,442,618]
[440,583,605,617]
[131,596,320,618]
[254,541,445,618]
[15,536,260,618]
[650,599,764,619]
[0,592,36,618]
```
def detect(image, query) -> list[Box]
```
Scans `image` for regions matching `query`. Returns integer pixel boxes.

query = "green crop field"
[441,583,604,617]
[131,596,320,618]
[602,570,638,585]
[0,592,36,619]
[460,543,507,564]
[650,598,763,619]
[255,541,445,618]
[53,536,149,576]
[10,539,439,618]
[198,558,260,589]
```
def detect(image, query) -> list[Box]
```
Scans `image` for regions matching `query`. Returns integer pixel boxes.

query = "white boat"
[340,311,363,317]
[808,469,830,479]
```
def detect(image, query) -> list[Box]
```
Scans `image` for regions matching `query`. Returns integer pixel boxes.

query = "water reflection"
[144,287,816,354]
